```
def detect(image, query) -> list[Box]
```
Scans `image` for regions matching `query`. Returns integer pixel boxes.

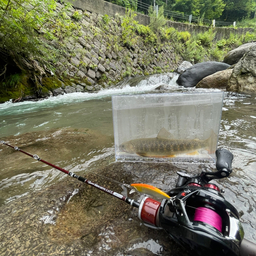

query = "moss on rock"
[42,76,63,91]
[0,73,35,103]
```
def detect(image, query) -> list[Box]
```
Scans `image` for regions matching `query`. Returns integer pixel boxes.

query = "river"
[0,73,255,255]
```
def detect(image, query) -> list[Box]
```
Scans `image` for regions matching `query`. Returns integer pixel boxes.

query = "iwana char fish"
[120,128,216,158]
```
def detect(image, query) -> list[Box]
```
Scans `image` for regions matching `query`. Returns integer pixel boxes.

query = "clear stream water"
[0,74,255,244]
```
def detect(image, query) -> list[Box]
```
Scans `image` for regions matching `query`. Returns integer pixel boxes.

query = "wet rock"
[110,62,117,71]
[76,85,84,92]
[128,76,147,87]
[98,63,106,73]
[112,52,118,60]
[92,57,99,65]
[86,85,94,91]
[227,44,256,93]
[53,87,65,96]
[196,69,233,89]
[87,69,96,79]
[64,85,76,93]
[155,84,170,91]
[77,70,86,79]
[86,76,95,85]
[177,61,230,87]
[71,57,80,67]
[224,42,256,65]
[82,56,91,66]
[176,61,193,74]
[20,95,38,101]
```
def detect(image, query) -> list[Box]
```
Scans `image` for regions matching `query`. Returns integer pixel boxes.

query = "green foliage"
[72,10,83,21]
[221,0,256,22]
[209,46,227,61]
[53,5,82,40]
[122,66,132,77]
[225,32,243,47]
[165,27,179,40]
[148,5,166,36]
[154,66,162,73]
[136,24,157,44]
[164,27,185,58]
[178,31,191,42]
[172,0,225,20]
[196,29,216,47]
[216,38,227,49]
[237,18,256,28]
[0,0,54,60]
[136,24,150,35]
[121,9,139,47]
[1,73,22,88]
[102,14,111,25]
[0,72,34,102]
[243,31,256,43]
[0,0,79,73]
[182,39,207,63]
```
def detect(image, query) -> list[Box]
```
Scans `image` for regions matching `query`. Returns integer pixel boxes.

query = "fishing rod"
[0,140,140,208]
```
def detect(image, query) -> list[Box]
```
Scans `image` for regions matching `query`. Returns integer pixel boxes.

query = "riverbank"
[2,0,256,103]
[0,2,180,103]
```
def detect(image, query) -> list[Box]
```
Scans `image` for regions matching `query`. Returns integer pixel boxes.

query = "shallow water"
[0,74,177,206]
[218,92,256,242]
[0,75,256,252]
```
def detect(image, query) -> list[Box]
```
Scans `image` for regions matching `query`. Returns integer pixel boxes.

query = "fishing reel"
[136,148,255,256]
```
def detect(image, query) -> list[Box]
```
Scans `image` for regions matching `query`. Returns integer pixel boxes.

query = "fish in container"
[112,92,223,163]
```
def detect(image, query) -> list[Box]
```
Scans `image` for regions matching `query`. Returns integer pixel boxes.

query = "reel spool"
[194,206,222,232]
[138,197,161,228]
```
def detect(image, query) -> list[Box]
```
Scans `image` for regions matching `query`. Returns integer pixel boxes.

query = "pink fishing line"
[194,207,222,232]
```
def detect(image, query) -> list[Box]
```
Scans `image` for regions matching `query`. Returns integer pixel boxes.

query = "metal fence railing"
[125,0,234,27]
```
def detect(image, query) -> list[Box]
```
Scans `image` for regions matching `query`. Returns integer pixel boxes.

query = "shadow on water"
[0,76,255,255]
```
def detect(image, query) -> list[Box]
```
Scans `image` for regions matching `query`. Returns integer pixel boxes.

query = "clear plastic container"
[112,92,223,163]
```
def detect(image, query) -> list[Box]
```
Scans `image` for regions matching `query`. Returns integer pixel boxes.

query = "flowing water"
[0,73,256,253]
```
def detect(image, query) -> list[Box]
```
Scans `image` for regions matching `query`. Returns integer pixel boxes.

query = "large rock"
[224,42,256,65]
[53,87,65,96]
[227,45,256,93]
[196,69,233,89]
[176,61,193,74]
[177,61,230,87]
[64,85,76,94]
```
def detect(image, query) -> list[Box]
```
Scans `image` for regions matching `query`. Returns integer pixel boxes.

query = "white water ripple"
[0,73,180,116]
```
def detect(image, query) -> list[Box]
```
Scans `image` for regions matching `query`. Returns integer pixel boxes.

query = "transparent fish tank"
[112,92,224,163]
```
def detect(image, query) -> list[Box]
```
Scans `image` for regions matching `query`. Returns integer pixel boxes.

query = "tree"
[197,0,225,20]
[221,0,256,21]
[172,0,225,20]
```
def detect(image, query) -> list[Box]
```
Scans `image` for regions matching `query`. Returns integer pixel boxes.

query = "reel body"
[138,182,244,256]
[161,185,243,256]
[137,148,245,256]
